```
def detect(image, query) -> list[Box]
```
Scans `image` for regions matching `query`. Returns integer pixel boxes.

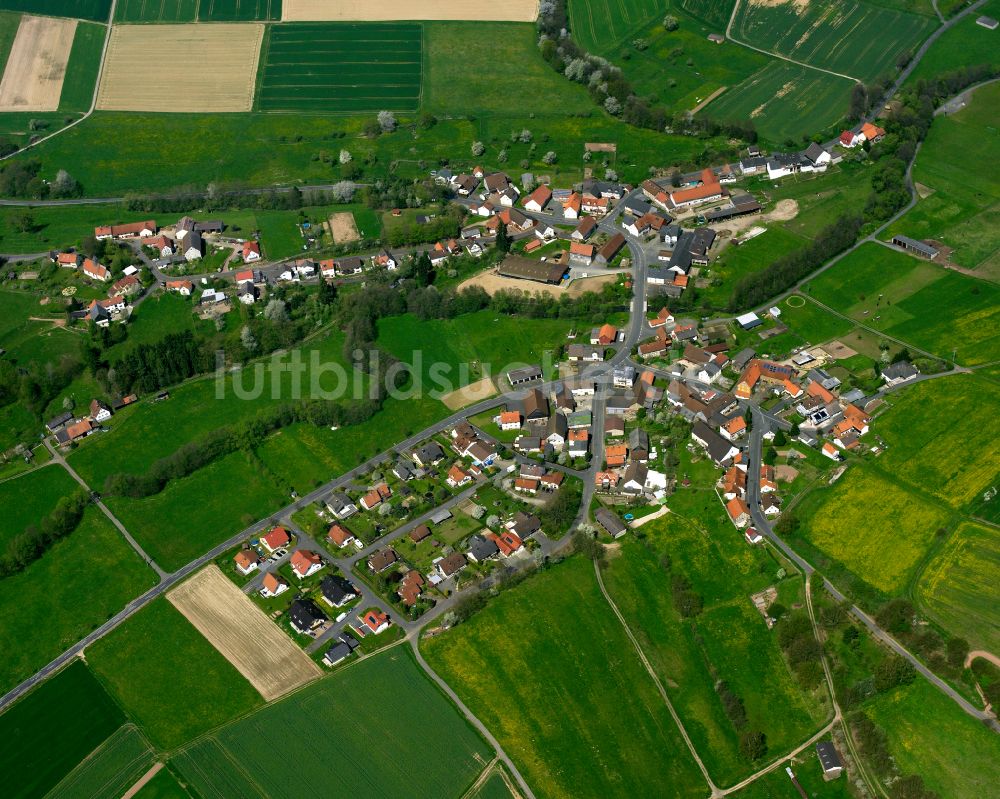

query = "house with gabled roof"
[261,572,289,598]
[234,549,259,576]
[320,575,357,608]
[359,609,390,635]
[260,526,291,553]
[523,184,552,212]
[288,598,327,634]
[368,547,398,573]
[290,549,324,579]
[726,497,750,527]
[327,523,357,549]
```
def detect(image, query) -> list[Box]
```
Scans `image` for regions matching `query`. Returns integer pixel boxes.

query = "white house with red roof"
[446,463,472,487]
[261,572,289,598]
[83,259,109,282]
[234,549,259,575]
[326,523,357,549]
[523,184,552,212]
[358,609,390,635]
[242,241,261,262]
[290,549,324,579]
[260,526,291,553]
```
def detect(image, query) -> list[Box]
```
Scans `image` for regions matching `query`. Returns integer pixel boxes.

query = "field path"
[593,559,722,796]
[120,762,163,799]
[965,650,1000,670]
[690,86,727,114]
[725,0,859,82]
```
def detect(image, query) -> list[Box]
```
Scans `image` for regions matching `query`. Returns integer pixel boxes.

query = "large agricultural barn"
[498,255,567,284]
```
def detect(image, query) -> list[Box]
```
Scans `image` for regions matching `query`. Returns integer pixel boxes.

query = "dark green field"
[257,23,421,113]
[86,597,263,749]
[0,0,110,21]
[197,0,279,21]
[114,0,197,22]
[1,660,124,799]
[57,20,105,112]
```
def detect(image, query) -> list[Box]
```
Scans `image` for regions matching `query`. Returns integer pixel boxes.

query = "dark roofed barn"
[498,255,565,284]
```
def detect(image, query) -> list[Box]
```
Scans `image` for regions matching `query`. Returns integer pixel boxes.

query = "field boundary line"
[592,558,721,796]
[724,0,859,83]
[120,761,163,799]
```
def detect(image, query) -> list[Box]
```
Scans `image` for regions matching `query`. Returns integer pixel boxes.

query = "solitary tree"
[338,149,352,164]
[377,110,397,133]
[471,141,486,157]
[240,325,258,353]
[542,150,558,165]
[495,223,512,254]
[663,14,679,31]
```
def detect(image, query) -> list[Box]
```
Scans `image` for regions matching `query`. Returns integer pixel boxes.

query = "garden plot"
[0,15,76,111]
[166,565,320,701]
[96,23,263,112]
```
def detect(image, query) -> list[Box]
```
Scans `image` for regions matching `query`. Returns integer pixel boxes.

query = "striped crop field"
[197,0,280,20]
[256,22,421,113]
[731,0,936,82]
[114,0,197,22]
[568,0,668,54]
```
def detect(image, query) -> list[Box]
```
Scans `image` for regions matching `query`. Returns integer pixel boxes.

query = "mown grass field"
[906,0,1000,83]
[197,0,279,20]
[134,766,194,799]
[376,310,572,393]
[115,0,197,22]
[602,529,824,787]
[874,374,999,510]
[864,678,1000,797]
[257,23,421,113]
[703,61,853,143]
[0,0,110,21]
[804,242,1000,365]
[887,81,1000,276]
[0,506,157,693]
[57,20,106,112]
[568,0,668,54]
[46,724,157,799]
[174,647,493,799]
[86,597,264,749]
[916,521,999,655]
[423,555,708,799]
[778,295,854,344]
[1,660,124,799]
[424,22,593,116]
[731,0,936,82]
[704,226,809,308]
[0,463,76,549]
[794,467,950,596]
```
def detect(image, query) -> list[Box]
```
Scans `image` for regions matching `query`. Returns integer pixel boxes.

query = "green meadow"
[46,724,157,799]
[86,597,263,749]
[0,463,76,548]
[906,0,1000,83]
[804,242,1000,365]
[423,555,709,799]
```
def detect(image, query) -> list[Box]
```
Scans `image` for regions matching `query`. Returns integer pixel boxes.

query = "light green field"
[731,0,936,82]
[706,226,810,308]
[568,0,668,54]
[46,724,156,799]
[134,766,195,799]
[804,242,1000,365]
[795,466,950,595]
[603,529,824,786]
[887,81,1000,275]
[86,597,263,749]
[423,555,709,799]
[703,61,853,143]
[174,647,493,799]
[0,507,157,694]
[916,521,1000,654]
[874,374,1000,509]
[778,295,854,344]
[1,660,125,799]
[906,0,1000,83]
[864,678,1000,798]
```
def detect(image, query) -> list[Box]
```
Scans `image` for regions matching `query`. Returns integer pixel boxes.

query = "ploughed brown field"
[282,0,539,22]
[167,565,320,701]
[96,23,264,112]
[0,15,77,112]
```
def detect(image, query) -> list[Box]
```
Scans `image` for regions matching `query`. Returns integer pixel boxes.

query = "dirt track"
[283,0,539,21]
[328,212,359,243]
[167,565,320,701]
[0,16,77,112]
[97,24,264,112]
[458,270,617,299]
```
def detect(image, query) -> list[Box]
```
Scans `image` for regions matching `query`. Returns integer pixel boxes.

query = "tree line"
[0,489,90,578]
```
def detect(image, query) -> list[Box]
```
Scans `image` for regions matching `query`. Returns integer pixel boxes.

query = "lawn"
[602,530,824,787]
[0,0,111,21]
[887,80,1000,273]
[376,310,572,394]
[915,521,999,654]
[174,647,493,798]
[424,22,593,117]
[103,292,202,360]
[703,61,853,144]
[793,466,950,596]
[0,506,157,694]
[863,678,1000,798]
[804,242,1000,366]
[46,724,157,799]
[0,659,124,799]
[731,0,936,82]
[705,226,810,309]
[257,23,422,113]
[906,0,1000,83]
[86,597,264,749]
[58,20,105,112]
[115,0,197,22]
[197,0,279,20]
[778,295,853,345]
[422,555,709,799]
[106,450,289,572]
[0,462,77,549]
[874,374,1000,509]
